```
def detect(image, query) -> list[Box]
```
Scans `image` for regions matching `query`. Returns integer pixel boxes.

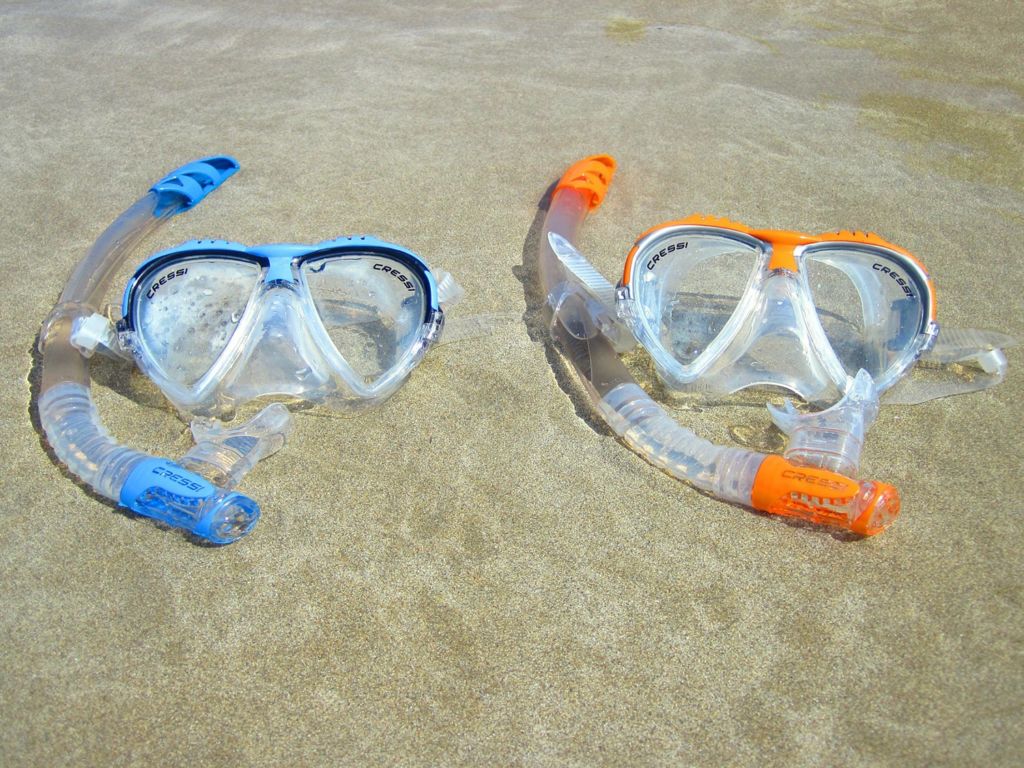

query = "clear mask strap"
[884,327,1016,404]
[435,271,464,308]
[430,269,518,346]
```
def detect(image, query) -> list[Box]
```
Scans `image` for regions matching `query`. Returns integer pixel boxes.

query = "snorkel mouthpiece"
[750,456,900,536]
[182,404,294,489]
[768,369,880,478]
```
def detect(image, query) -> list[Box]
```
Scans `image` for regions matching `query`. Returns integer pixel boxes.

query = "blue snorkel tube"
[37,157,283,544]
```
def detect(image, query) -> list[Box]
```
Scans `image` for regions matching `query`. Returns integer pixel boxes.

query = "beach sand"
[1,2,1022,765]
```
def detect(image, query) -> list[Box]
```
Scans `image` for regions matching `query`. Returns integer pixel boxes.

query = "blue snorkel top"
[151,156,240,216]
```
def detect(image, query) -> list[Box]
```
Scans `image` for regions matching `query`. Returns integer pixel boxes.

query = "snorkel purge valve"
[539,156,916,535]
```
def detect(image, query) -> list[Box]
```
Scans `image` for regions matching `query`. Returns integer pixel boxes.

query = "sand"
[1,2,1022,765]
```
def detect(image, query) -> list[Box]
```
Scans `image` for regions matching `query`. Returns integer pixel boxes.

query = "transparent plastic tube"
[599,383,763,504]
[539,160,899,535]
[40,195,170,391]
[37,160,278,544]
[539,182,756,499]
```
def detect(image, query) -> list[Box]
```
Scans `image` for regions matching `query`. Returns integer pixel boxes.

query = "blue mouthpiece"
[151,155,239,216]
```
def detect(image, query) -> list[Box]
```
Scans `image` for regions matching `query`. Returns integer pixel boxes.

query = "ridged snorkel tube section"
[37,157,267,544]
[539,157,899,535]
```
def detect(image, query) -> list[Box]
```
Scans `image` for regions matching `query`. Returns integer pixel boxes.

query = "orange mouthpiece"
[750,455,900,536]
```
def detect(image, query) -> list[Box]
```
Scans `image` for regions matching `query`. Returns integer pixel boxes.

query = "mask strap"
[884,327,1016,404]
[434,312,520,345]
[430,270,504,345]
[435,271,464,308]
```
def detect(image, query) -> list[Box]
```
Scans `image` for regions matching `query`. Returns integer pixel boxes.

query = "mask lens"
[301,254,428,384]
[804,247,927,381]
[633,232,760,365]
[132,257,260,386]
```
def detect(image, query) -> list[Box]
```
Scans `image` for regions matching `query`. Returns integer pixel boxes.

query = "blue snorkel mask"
[117,234,448,417]
[38,156,461,544]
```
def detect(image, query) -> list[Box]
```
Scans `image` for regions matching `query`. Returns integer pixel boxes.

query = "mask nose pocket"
[301,253,428,387]
[229,288,330,400]
[725,276,834,396]
[132,257,261,386]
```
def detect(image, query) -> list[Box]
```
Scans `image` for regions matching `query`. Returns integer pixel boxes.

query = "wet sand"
[1,2,1022,765]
